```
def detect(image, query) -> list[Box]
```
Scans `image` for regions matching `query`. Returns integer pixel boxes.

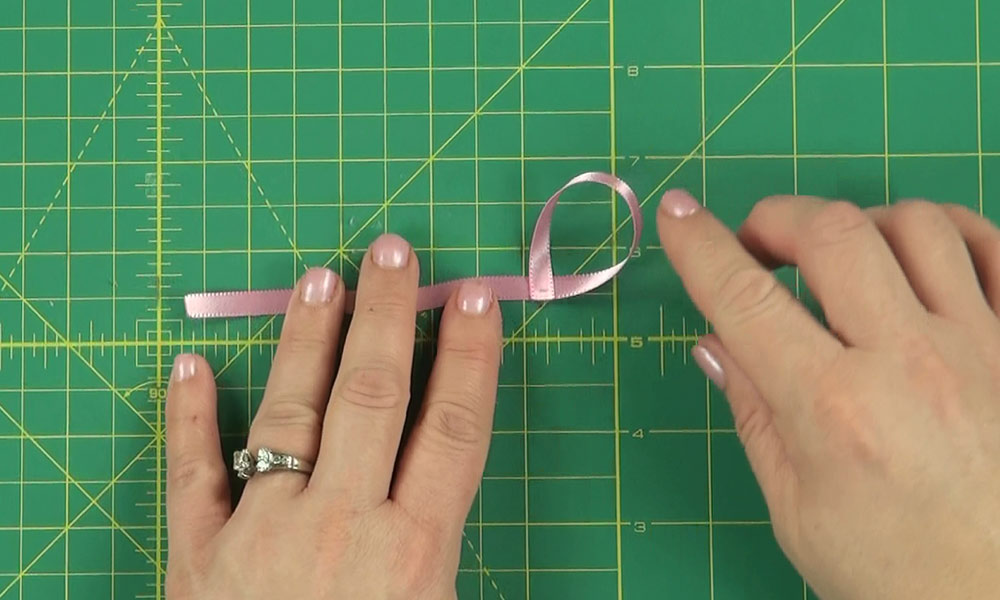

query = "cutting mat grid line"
[0,0,997,598]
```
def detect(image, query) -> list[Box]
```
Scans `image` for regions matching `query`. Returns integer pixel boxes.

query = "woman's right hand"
[657,191,1000,599]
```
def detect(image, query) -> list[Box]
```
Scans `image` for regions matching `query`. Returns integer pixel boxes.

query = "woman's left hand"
[164,234,502,599]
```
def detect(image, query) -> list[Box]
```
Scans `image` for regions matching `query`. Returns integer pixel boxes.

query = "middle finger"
[310,233,420,508]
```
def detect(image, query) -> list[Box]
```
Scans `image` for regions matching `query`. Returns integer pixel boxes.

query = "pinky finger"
[166,354,230,562]
[693,335,797,520]
[943,205,1000,314]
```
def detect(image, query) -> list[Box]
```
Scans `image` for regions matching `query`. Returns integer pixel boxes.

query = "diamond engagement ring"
[233,447,313,480]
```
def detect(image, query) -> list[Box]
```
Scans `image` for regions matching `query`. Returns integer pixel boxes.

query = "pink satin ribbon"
[184,172,642,318]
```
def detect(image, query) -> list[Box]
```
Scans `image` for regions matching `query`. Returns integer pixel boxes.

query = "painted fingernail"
[172,354,197,383]
[692,345,726,390]
[457,280,493,316]
[371,233,410,269]
[301,267,339,305]
[660,189,701,219]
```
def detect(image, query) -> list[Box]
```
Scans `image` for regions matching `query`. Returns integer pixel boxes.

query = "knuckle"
[689,237,720,263]
[812,371,882,464]
[168,454,226,494]
[357,294,411,319]
[893,198,941,221]
[253,396,322,440]
[889,200,953,238]
[424,397,487,450]
[807,201,869,247]
[280,330,330,358]
[392,524,450,595]
[753,195,798,215]
[335,364,408,411]
[900,335,964,420]
[942,202,975,217]
[714,267,785,325]
[437,339,498,375]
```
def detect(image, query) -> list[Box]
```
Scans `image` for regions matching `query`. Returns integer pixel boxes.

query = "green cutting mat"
[1,0,998,598]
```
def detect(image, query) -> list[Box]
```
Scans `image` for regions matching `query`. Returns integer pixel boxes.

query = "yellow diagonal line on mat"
[462,532,508,600]
[0,401,164,586]
[0,438,158,599]
[159,22,364,305]
[0,29,160,443]
[210,0,593,381]
[327,0,593,261]
[160,25,307,270]
[0,270,157,433]
[1,31,155,293]
[502,0,848,350]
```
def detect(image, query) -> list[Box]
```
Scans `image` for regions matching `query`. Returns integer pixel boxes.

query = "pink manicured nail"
[301,267,339,305]
[692,345,726,390]
[457,280,493,316]
[371,234,410,269]
[172,354,197,382]
[660,189,701,218]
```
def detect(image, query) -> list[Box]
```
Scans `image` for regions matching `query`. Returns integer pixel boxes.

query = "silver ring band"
[233,447,313,480]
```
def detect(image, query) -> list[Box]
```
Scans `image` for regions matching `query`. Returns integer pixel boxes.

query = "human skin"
[165,196,1000,599]
[660,192,1000,600]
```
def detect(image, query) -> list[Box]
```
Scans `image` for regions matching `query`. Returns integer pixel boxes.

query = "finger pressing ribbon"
[183,172,642,319]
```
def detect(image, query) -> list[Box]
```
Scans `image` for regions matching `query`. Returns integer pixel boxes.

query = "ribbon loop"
[184,172,643,319]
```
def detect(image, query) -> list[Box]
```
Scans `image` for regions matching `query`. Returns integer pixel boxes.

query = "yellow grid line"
[0,0,865,591]
[472,2,484,596]
[607,0,624,597]
[500,0,849,352]
[64,0,72,588]
[209,0,595,381]
[382,0,389,234]
[0,400,164,586]
[1,33,155,292]
[975,0,984,216]
[0,19,613,32]
[111,0,121,593]
[18,1,25,593]
[338,0,346,280]
[462,535,507,600]
[699,0,715,597]
[7,149,1000,169]
[0,270,156,432]
[0,438,157,599]
[11,58,1000,78]
[161,26,307,270]
[0,31,163,524]
[518,3,532,595]
[882,0,890,206]
[154,3,166,595]
[325,0,594,264]
[0,329,695,351]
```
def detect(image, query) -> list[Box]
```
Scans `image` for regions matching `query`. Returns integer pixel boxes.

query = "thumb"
[693,334,797,521]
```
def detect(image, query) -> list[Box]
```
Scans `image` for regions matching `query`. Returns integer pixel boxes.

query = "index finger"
[165,354,230,562]
[656,189,842,405]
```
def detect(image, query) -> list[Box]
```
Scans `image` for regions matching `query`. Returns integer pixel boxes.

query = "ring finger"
[242,267,345,498]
